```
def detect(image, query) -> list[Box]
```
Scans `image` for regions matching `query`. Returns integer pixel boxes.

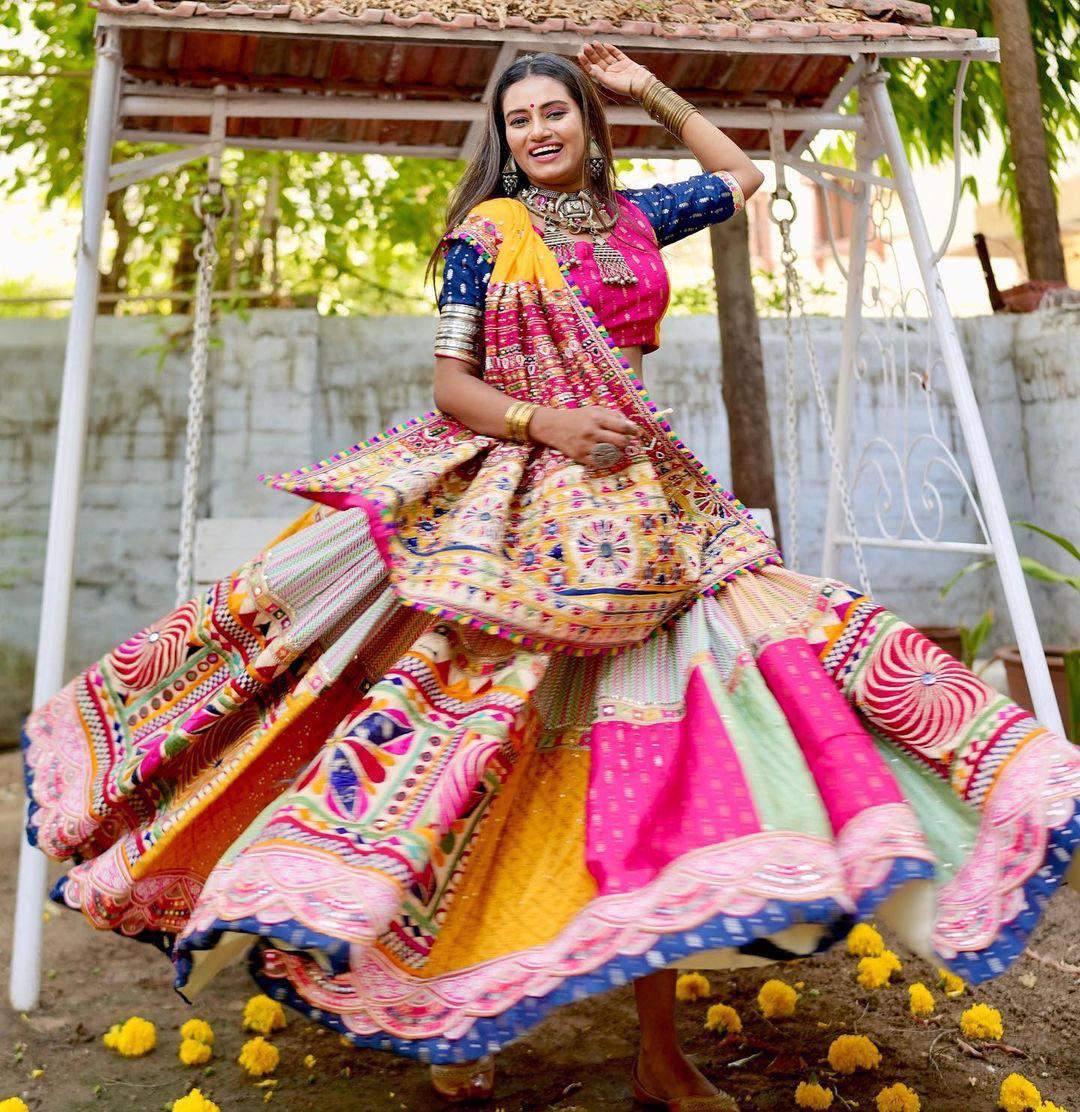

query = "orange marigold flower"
[238,1036,280,1078]
[997,1073,1041,1111]
[938,967,965,997]
[960,1003,1004,1041]
[171,1089,221,1112]
[795,1081,834,1109]
[876,1082,921,1111]
[908,983,935,1017]
[827,1034,881,1074]
[243,994,287,1035]
[179,1038,212,1066]
[846,924,885,957]
[758,979,797,1019]
[102,1016,156,1057]
[704,1004,742,1036]
[675,973,711,1002]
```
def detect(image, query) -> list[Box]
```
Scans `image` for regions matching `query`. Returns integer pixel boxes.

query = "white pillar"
[865,70,1064,734]
[9,25,123,1013]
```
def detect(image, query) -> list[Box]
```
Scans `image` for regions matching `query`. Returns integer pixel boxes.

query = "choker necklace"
[516,184,637,287]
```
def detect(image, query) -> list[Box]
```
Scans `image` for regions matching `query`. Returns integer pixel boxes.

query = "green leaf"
[1064,649,1080,743]
[1018,556,1080,593]
[1014,520,1080,563]
[939,558,996,599]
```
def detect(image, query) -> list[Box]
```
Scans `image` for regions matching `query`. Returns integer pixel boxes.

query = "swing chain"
[770,190,873,596]
[175,183,229,607]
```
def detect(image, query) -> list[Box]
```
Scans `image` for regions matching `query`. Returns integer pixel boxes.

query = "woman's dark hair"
[424,52,617,291]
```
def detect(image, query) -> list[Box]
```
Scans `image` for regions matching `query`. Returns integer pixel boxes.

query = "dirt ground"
[1,749,1078,1112]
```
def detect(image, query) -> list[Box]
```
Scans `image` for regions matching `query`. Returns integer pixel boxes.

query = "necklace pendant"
[592,237,638,287]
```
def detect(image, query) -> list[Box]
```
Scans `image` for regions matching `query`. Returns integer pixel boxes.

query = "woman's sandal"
[631,1060,739,1111]
[429,1054,496,1102]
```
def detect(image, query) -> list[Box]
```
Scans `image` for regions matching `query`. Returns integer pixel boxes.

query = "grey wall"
[1,307,1076,743]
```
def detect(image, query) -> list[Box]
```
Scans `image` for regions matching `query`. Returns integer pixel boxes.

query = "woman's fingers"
[595,409,639,437]
[591,428,631,451]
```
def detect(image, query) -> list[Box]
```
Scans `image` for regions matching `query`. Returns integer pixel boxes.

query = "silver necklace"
[517,184,637,287]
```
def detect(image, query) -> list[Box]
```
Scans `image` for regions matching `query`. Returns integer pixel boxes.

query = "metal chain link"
[770,190,873,596]
[174,186,227,607]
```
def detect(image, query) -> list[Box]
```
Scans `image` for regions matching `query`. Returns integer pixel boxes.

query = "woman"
[22,44,1079,1111]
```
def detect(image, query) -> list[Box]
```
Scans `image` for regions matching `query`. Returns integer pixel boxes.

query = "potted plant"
[940,521,1079,741]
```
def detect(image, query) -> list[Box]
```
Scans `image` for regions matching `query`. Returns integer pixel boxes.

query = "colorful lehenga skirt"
[21,196,1080,1063]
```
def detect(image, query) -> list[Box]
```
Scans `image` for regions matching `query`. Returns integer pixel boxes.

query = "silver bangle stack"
[434,302,482,367]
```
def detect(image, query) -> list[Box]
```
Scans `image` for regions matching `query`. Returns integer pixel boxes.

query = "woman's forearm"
[433,356,544,439]
[679,112,765,202]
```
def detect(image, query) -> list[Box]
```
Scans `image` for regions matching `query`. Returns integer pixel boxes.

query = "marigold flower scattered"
[938,967,965,997]
[171,1089,221,1112]
[675,972,711,1001]
[704,1003,742,1036]
[857,956,896,990]
[0,1100,30,1112]
[758,979,798,1019]
[880,950,902,974]
[238,1036,280,1077]
[827,1034,882,1074]
[303,1054,316,1069]
[179,1038,213,1066]
[876,1083,921,1112]
[960,1003,1004,1040]
[102,1016,156,1057]
[180,1018,214,1046]
[846,923,885,957]
[908,983,935,1017]
[1040,1102,1068,1112]
[998,1073,1042,1111]
[243,994,287,1035]
[795,1081,834,1109]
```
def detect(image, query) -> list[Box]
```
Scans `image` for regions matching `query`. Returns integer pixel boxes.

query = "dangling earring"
[587,138,605,182]
[501,154,520,196]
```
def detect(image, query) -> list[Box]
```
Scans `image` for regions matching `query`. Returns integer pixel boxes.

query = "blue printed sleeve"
[437,238,493,310]
[621,169,746,248]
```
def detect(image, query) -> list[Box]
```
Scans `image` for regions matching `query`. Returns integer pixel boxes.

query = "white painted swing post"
[865,69,1064,734]
[820,123,876,579]
[9,25,123,1012]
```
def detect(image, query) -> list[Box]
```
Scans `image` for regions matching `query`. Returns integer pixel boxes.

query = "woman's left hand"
[577,42,653,99]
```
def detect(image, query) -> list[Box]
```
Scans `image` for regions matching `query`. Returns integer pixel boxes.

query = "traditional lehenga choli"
[23,169,1080,1066]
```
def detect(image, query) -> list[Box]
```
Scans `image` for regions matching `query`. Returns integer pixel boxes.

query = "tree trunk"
[709,211,780,543]
[99,191,133,316]
[988,0,1066,281]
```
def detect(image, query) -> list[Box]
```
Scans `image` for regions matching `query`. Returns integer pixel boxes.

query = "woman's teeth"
[531,146,562,161]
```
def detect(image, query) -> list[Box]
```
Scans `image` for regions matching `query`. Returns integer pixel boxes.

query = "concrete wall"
[1,307,1076,743]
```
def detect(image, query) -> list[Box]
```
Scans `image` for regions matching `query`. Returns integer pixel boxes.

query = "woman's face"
[501,74,586,192]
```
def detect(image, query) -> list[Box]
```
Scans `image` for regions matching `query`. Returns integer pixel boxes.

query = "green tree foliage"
[0,0,462,314]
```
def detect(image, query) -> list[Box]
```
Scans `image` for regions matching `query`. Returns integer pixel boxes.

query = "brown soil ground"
[1,748,1078,1112]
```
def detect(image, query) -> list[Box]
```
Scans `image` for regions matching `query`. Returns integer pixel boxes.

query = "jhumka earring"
[501,154,521,196]
[587,137,605,181]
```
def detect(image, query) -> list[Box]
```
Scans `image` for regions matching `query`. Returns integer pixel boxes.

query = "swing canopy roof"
[102,0,997,158]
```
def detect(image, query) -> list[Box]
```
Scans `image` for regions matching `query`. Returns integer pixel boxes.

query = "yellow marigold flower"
[960,1003,1004,1040]
[303,1054,316,1069]
[0,1100,31,1112]
[846,923,885,957]
[704,1003,742,1036]
[938,967,965,997]
[1040,1101,1068,1112]
[180,1018,214,1046]
[857,956,895,990]
[908,983,935,1017]
[758,979,798,1019]
[238,1036,280,1077]
[876,1083,921,1112]
[675,972,711,1001]
[171,1088,221,1112]
[827,1034,882,1074]
[179,1038,213,1066]
[795,1081,834,1109]
[880,950,902,974]
[243,994,287,1035]
[102,1016,156,1057]
[998,1073,1041,1111]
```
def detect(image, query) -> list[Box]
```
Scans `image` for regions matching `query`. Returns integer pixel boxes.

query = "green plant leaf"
[940,558,996,599]
[1014,521,1080,563]
[1018,556,1080,593]
[1064,649,1080,743]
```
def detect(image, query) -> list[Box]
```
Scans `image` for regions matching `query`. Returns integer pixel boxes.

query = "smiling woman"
[20,41,1080,1112]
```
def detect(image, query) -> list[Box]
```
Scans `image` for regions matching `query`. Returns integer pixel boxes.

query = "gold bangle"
[504,401,538,442]
[638,76,699,139]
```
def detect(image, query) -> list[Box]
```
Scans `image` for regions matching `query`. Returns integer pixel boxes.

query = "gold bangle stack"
[504,400,538,443]
[636,74,700,139]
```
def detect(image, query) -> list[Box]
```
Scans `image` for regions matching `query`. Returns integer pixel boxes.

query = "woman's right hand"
[529,405,639,467]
